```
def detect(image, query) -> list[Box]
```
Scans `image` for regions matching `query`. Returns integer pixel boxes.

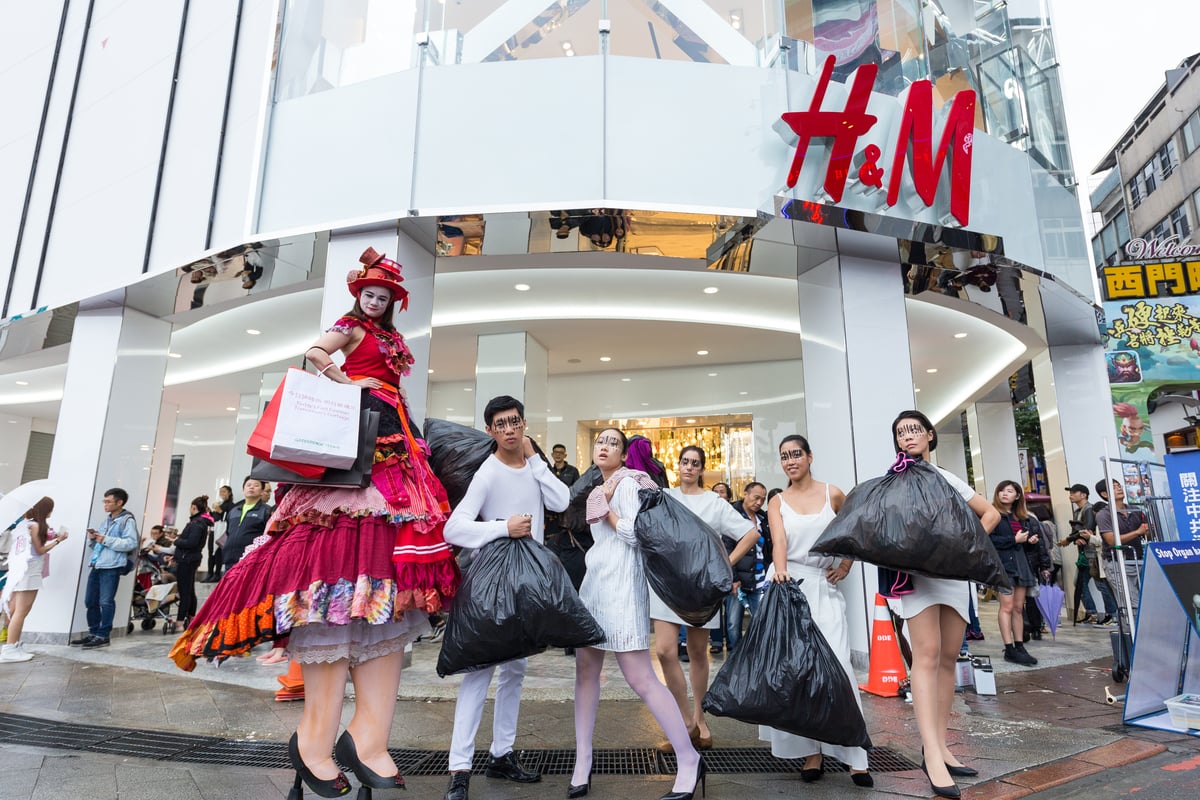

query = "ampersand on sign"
[858,144,884,188]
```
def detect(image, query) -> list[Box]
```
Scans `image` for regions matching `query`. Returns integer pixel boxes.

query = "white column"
[472,332,549,433]
[26,302,170,643]
[143,401,179,525]
[933,418,969,482]
[967,401,1020,498]
[324,227,436,427]
[795,230,917,665]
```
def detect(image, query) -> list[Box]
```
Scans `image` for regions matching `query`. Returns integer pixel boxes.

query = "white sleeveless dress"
[758,484,869,771]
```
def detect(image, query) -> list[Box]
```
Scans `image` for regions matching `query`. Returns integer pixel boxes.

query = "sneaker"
[1079,613,1098,624]
[1100,615,1119,626]
[81,637,111,649]
[70,634,96,646]
[1014,642,1039,665]
[0,643,32,663]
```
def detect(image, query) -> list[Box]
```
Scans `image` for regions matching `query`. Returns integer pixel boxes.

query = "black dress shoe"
[288,732,351,798]
[566,770,592,798]
[443,772,469,800]
[850,772,874,787]
[485,752,541,783]
[945,763,979,777]
[81,637,110,649]
[69,635,95,646]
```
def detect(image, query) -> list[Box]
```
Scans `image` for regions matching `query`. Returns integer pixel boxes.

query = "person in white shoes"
[440,395,570,800]
[1,497,65,663]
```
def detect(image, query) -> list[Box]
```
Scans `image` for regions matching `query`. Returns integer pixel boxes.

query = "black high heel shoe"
[335,731,406,797]
[659,756,706,800]
[288,732,351,799]
[566,769,592,798]
[800,756,823,783]
[920,759,960,799]
[945,762,979,777]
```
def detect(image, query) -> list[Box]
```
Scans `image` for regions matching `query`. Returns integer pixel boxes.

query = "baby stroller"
[128,556,180,634]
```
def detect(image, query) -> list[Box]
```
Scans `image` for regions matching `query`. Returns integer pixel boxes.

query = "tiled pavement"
[1,594,1198,799]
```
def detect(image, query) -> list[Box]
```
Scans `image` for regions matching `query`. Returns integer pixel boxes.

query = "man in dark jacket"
[726,482,770,651]
[221,477,272,570]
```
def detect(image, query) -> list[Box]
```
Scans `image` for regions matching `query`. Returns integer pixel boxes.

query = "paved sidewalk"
[1,596,1196,799]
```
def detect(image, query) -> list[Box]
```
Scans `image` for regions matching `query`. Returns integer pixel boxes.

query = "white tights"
[572,647,701,793]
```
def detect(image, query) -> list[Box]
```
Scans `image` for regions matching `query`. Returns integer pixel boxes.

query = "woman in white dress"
[764,435,872,788]
[1,497,66,663]
[892,411,999,799]
[571,428,703,800]
[651,446,757,750]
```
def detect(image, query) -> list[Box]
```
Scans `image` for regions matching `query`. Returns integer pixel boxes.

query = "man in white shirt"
[441,396,570,800]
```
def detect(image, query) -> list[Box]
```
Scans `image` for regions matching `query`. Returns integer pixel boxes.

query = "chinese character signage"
[1101,260,1200,300]
[1165,452,1200,542]
[778,55,976,227]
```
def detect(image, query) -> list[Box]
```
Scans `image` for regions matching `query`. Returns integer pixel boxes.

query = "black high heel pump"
[335,731,406,798]
[567,769,593,798]
[288,732,351,799]
[920,759,961,799]
[659,757,706,800]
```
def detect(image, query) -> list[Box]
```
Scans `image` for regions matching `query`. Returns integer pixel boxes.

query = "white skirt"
[648,585,719,630]
[895,576,971,622]
[758,563,869,770]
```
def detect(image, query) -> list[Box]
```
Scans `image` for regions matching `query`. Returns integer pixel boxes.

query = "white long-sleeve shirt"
[443,454,570,549]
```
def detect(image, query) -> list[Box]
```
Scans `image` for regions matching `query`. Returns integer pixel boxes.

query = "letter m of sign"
[887,80,976,226]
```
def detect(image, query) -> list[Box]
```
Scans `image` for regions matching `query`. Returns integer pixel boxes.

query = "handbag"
[252,409,380,488]
[268,368,362,469]
[246,377,325,479]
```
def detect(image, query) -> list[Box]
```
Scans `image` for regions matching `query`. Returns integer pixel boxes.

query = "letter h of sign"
[781,56,878,202]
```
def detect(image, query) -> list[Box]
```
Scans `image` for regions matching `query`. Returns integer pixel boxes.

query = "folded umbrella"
[1034,581,1065,638]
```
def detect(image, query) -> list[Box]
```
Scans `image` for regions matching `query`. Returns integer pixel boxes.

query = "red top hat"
[347,247,409,310]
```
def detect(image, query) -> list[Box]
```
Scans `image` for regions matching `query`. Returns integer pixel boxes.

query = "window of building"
[1092,235,1104,267]
[1115,209,1131,247]
[1150,217,1171,241]
[1182,109,1200,158]
[1101,221,1118,259]
[1128,176,1144,208]
[1170,204,1192,240]
[1142,160,1158,196]
[1159,139,1179,179]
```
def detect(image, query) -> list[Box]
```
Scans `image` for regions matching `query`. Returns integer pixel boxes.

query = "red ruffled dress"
[171,316,459,670]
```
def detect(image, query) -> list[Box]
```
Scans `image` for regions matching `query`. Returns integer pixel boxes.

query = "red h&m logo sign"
[780,55,977,226]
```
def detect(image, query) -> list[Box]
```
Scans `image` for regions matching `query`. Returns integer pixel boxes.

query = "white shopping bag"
[270,368,362,469]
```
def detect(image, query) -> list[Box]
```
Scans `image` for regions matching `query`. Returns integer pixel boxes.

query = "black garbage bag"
[811,457,1011,589]
[423,418,549,509]
[635,488,733,627]
[436,536,606,676]
[702,580,871,749]
[564,464,603,532]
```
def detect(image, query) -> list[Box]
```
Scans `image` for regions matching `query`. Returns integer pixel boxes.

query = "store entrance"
[577,414,753,493]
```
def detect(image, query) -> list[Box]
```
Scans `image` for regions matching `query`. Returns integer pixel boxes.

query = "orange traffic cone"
[275,659,305,702]
[859,593,907,697]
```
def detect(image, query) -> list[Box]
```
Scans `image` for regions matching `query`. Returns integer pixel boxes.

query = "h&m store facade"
[0,1,1114,653]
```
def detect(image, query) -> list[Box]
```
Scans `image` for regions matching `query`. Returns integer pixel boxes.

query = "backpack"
[107,510,138,575]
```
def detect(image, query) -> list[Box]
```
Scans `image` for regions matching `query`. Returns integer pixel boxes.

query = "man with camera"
[1060,484,1117,625]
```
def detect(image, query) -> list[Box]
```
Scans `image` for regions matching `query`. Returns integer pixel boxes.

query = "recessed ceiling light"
[514,283,531,291]
[183,422,192,427]
[703,287,719,294]
[568,358,582,364]
[696,350,709,356]
[953,332,968,339]
[428,368,435,374]
[926,368,938,374]
[621,377,631,382]
[686,419,697,423]
[245,328,261,335]
[7,419,16,424]
[739,391,748,395]
[14,380,29,386]
[225,406,236,411]
[561,41,572,50]
[641,402,649,406]
[707,372,718,377]
[447,408,455,412]
[464,387,473,392]
[168,352,182,358]
[599,356,612,362]
[915,388,922,393]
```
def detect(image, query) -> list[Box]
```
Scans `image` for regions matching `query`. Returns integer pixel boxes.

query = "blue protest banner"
[1163,451,1200,541]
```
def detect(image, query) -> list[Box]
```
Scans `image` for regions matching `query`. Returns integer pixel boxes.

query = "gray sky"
[1051,0,1198,223]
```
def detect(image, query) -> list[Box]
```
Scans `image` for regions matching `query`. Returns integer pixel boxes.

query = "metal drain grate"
[660,746,918,774]
[0,713,918,775]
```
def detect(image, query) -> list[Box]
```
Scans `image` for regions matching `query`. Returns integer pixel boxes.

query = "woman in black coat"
[173,495,214,624]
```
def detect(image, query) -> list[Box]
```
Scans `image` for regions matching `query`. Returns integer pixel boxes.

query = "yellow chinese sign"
[1104,300,1200,349]
[1101,260,1200,300]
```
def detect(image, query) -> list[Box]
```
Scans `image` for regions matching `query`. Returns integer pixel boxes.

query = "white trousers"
[447,658,528,771]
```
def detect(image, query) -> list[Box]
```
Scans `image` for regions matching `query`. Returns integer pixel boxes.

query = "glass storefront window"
[275,0,423,100]
[784,0,923,95]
